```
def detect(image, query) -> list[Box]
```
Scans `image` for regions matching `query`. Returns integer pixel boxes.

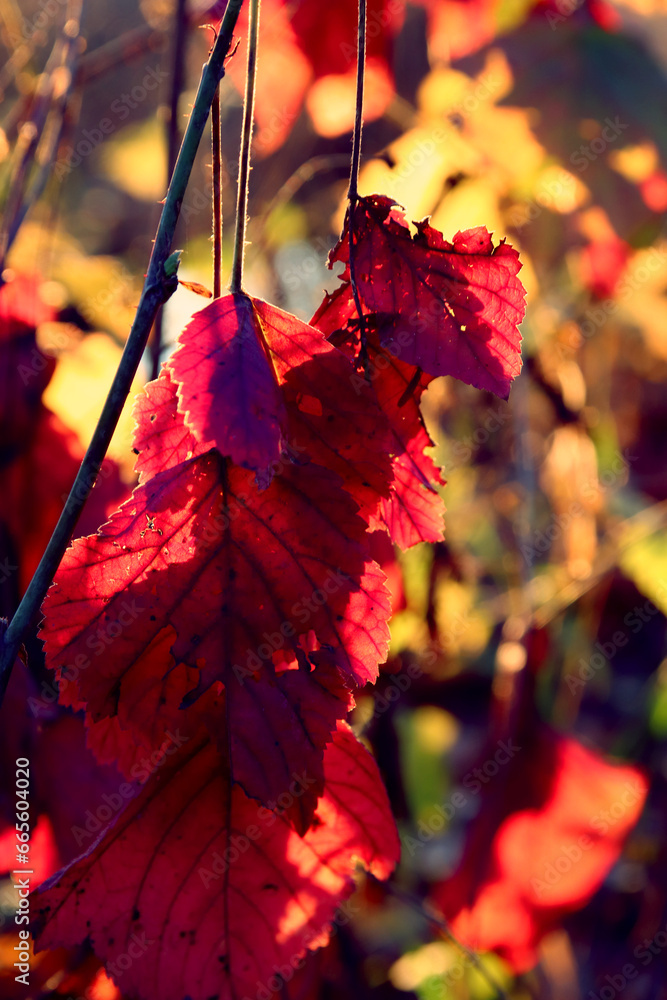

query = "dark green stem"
[0,0,245,702]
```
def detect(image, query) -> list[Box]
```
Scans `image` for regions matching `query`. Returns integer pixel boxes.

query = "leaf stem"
[212,83,223,297]
[151,0,189,380]
[347,0,369,375]
[348,0,366,206]
[0,0,245,702]
[230,0,260,294]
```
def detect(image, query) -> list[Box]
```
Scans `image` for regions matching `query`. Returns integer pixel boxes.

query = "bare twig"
[230,0,260,293]
[347,0,370,376]
[212,82,223,296]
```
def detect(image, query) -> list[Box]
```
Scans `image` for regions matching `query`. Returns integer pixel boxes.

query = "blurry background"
[2,1,667,998]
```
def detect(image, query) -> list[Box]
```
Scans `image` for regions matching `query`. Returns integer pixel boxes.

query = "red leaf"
[367,531,406,615]
[250,297,393,514]
[312,293,445,548]
[0,272,55,333]
[198,0,402,149]
[168,293,289,477]
[131,367,203,483]
[33,724,400,1000]
[414,0,499,61]
[218,0,312,155]
[0,407,126,601]
[0,273,56,453]
[325,194,526,399]
[579,235,631,300]
[434,731,648,971]
[0,814,59,885]
[0,275,128,606]
[364,342,445,548]
[291,0,401,82]
[168,293,393,511]
[292,0,402,138]
[0,656,132,870]
[39,432,390,819]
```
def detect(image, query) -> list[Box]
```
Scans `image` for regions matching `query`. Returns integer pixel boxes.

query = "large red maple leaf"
[39,371,391,826]
[322,194,526,399]
[33,723,400,1000]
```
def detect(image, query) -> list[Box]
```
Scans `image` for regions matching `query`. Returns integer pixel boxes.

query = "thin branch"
[212,82,223,296]
[348,0,366,206]
[230,0,260,294]
[0,0,245,701]
[347,0,369,376]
